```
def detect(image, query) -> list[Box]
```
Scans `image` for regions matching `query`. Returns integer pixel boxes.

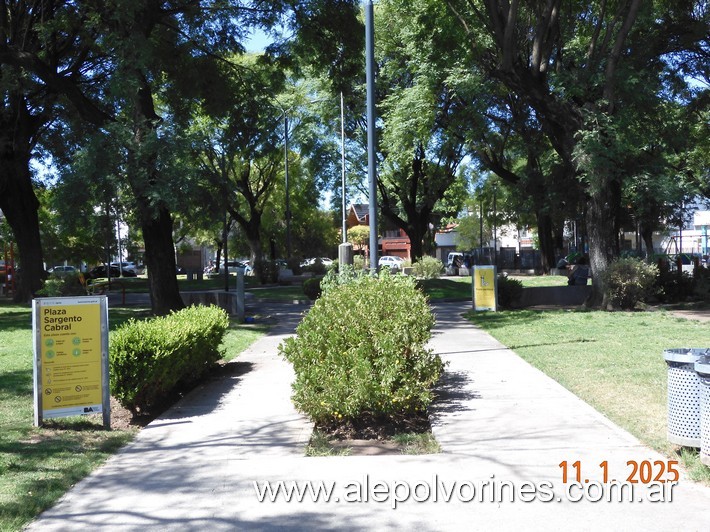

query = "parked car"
[111,261,139,273]
[47,265,77,273]
[301,257,333,268]
[47,265,77,275]
[378,255,405,272]
[87,264,136,279]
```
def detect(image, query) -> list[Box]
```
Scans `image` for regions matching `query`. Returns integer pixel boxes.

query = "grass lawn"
[0,302,266,531]
[95,273,570,303]
[415,274,571,301]
[246,284,308,301]
[509,274,571,287]
[466,308,710,482]
[418,277,471,300]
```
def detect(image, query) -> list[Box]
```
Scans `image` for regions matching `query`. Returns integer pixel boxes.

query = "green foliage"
[36,272,86,297]
[496,275,523,309]
[280,271,443,424]
[286,258,303,275]
[302,277,322,300]
[253,260,280,285]
[347,226,370,250]
[353,254,368,270]
[303,258,327,275]
[655,269,696,304]
[602,258,659,310]
[693,267,710,300]
[110,305,229,413]
[412,256,443,279]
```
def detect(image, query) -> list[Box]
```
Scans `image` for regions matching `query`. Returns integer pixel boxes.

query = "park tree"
[189,55,290,278]
[347,225,370,255]
[373,0,474,260]
[0,2,110,301]
[416,0,708,305]
[0,0,364,310]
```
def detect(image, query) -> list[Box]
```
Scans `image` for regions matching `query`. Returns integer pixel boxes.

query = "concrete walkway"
[27,302,710,531]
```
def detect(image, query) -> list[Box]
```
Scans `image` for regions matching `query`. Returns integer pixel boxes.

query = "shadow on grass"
[108,307,152,330]
[418,278,471,301]
[463,308,595,330]
[0,429,134,530]
[0,308,32,332]
[0,369,32,396]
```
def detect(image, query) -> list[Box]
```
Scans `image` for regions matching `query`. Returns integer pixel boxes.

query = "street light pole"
[284,114,291,259]
[341,91,347,243]
[479,193,483,264]
[365,0,378,271]
[493,184,497,268]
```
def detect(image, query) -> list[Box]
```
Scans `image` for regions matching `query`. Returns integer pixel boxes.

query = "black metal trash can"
[663,348,710,447]
[695,355,710,465]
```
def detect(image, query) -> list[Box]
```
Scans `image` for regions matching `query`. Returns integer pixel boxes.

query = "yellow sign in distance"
[38,300,103,414]
[473,266,497,311]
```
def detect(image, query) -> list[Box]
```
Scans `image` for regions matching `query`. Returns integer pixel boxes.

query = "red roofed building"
[346,203,411,260]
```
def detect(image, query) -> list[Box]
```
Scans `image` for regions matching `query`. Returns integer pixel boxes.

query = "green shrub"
[280,271,443,425]
[496,275,523,308]
[412,256,443,279]
[655,269,696,303]
[353,255,367,270]
[693,267,710,300]
[304,258,327,275]
[286,258,302,275]
[110,305,229,413]
[254,259,280,284]
[36,272,86,297]
[302,277,322,300]
[602,258,658,310]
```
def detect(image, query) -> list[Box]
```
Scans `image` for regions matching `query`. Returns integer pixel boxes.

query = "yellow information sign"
[472,266,498,311]
[33,296,109,426]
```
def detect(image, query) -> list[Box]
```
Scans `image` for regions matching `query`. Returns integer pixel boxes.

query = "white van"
[447,252,463,267]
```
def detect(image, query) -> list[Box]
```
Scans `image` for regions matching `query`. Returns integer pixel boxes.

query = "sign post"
[33,296,110,428]
[472,265,498,312]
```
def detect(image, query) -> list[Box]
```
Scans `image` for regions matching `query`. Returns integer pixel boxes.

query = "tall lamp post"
[365,0,378,271]
[284,113,292,259]
[479,191,484,264]
[493,183,498,268]
[341,92,347,243]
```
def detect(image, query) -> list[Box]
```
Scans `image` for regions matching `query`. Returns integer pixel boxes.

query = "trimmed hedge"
[412,256,443,279]
[302,277,322,300]
[36,272,86,297]
[602,257,658,309]
[497,275,523,308]
[110,305,230,413]
[280,270,443,424]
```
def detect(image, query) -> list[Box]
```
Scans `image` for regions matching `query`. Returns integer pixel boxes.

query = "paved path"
[27,302,710,531]
[670,309,710,323]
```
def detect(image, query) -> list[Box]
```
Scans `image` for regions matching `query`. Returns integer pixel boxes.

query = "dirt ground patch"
[311,412,437,456]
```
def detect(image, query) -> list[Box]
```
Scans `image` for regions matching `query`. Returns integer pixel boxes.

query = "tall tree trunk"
[536,211,556,273]
[379,200,432,262]
[585,179,621,308]
[127,73,185,315]
[407,225,426,262]
[232,209,264,282]
[0,132,45,302]
[639,222,655,259]
[140,203,184,315]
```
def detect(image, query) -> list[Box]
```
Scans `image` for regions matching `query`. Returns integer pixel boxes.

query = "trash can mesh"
[701,383,710,466]
[667,366,702,446]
